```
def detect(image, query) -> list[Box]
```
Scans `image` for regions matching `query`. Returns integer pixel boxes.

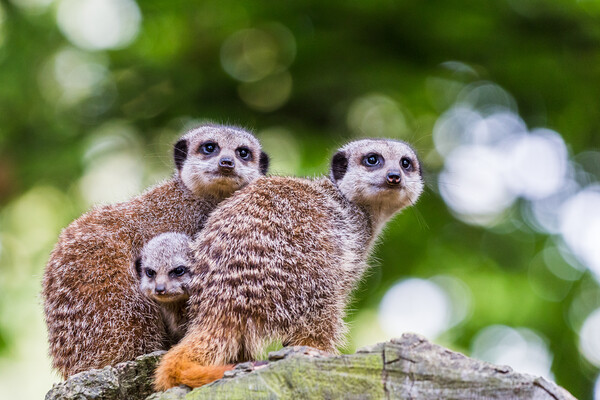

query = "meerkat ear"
[330,151,348,182]
[259,151,270,175]
[173,139,188,171]
[134,258,142,278]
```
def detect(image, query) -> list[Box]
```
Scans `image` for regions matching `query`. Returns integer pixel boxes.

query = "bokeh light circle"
[56,0,141,51]
[378,278,451,339]
[560,186,600,278]
[471,325,554,379]
[503,129,568,201]
[579,308,600,366]
[439,144,516,223]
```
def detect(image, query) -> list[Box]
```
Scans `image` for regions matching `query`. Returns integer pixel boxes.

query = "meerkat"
[42,124,269,378]
[136,232,194,345]
[153,138,424,390]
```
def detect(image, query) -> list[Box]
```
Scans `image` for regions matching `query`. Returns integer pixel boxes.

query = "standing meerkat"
[42,124,269,378]
[137,232,194,345]
[153,138,424,390]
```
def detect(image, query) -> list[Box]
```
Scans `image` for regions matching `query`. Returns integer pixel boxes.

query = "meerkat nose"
[386,171,401,186]
[218,157,235,172]
[155,284,166,294]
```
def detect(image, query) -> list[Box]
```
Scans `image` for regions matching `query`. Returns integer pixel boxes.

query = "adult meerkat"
[154,138,424,390]
[137,232,194,345]
[43,124,269,378]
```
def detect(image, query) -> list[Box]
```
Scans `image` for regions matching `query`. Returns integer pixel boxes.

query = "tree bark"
[46,333,577,400]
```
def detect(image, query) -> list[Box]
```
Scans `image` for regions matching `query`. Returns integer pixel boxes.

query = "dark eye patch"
[173,140,188,171]
[331,151,348,181]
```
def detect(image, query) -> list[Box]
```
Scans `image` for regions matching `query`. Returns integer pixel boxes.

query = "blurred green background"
[1,0,600,398]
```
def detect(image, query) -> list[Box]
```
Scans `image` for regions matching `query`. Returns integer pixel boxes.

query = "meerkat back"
[154,138,424,390]
[42,124,269,378]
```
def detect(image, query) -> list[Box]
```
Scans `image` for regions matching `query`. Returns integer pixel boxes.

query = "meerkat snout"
[218,156,235,173]
[175,125,269,197]
[155,284,166,295]
[386,170,401,186]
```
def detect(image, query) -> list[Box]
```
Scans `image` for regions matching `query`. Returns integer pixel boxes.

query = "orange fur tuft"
[154,349,233,390]
[179,363,233,388]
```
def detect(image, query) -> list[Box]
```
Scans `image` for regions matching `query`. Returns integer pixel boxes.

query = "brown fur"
[153,138,424,390]
[42,124,269,378]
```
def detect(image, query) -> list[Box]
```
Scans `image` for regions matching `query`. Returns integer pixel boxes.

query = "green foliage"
[0,1,598,399]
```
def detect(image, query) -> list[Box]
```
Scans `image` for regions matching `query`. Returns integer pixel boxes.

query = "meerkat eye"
[200,142,218,154]
[237,147,252,160]
[171,266,187,277]
[401,157,413,171]
[363,153,381,167]
[145,269,156,278]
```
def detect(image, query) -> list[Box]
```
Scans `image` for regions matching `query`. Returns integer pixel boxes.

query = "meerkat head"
[135,232,194,304]
[330,138,424,227]
[173,124,269,198]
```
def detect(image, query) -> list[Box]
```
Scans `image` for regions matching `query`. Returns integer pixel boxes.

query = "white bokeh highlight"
[471,325,554,380]
[433,80,600,288]
[56,0,141,51]
[439,144,516,225]
[579,308,600,367]
[559,186,600,279]
[502,129,568,201]
[51,48,108,105]
[378,278,457,339]
[79,123,144,206]
[436,106,571,225]
[456,82,517,112]
[523,178,579,235]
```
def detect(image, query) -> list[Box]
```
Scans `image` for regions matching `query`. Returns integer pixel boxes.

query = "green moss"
[186,353,385,400]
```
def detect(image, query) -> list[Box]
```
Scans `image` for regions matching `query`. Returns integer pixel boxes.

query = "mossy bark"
[45,351,164,400]
[46,334,577,400]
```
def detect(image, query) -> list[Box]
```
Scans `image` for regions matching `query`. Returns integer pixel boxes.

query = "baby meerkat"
[154,138,424,390]
[43,124,269,378]
[137,232,194,345]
